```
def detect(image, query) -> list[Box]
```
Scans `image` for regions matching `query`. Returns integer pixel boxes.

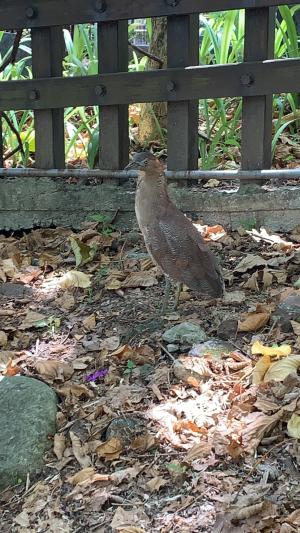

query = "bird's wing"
[146,211,223,295]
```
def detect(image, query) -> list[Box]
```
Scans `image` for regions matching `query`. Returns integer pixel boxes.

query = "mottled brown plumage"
[125,152,224,302]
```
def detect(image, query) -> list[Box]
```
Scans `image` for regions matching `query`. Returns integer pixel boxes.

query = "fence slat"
[31,26,65,168]
[1,0,299,30]
[167,14,199,175]
[241,7,276,186]
[1,58,299,111]
[98,21,128,183]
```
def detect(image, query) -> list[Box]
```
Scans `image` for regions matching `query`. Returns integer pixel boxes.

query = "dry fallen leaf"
[20,311,48,330]
[0,331,8,347]
[251,340,292,358]
[121,271,158,288]
[252,355,271,385]
[235,254,267,273]
[34,360,74,383]
[291,320,300,336]
[242,409,283,453]
[185,442,213,462]
[100,335,120,351]
[82,313,96,331]
[146,476,168,493]
[70,431,91,468]
[131,433,156,452]
[53,292,75,311]
[53,433,66,460]
[58,270,91,289]
[96,438,124,461]
[264,355,300,382]
[238,310,270,332]
[287,413,300,439]
[67,467,96,485]
[56,383,93,399]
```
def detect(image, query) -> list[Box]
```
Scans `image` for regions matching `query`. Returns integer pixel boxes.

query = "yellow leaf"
[264,355,300,382]
[251,340,291,358]
[58,270,91,289]
[287,413,300,439]
[252,354,271,385]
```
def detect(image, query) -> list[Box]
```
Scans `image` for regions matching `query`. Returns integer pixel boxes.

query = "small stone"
[275,292,300,321]
[139,364,155,381]
[188,338,233,359]
[0,283,33,299]
[166,344,179,353]
[217,319,238,340]
[162,322,207,345]
[0,376,57,489]
[105,416,146,445]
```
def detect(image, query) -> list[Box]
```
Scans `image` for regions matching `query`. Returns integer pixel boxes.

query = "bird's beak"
[124,160,141,171]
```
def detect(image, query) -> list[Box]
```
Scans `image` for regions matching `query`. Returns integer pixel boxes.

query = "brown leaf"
[121,271,158,288]
[252,355,271,385]
[56,383,93,399]
[291,320,300,336]
[238,306,270,332]
[100,335,120,351]
[20,311,47,330]
[0,331,8,347]
[96,438,124,461]
[146,476,168,493]
[243,271,259,291]
[131,433,156,452]
[70,431,91,468]
[235,254,267,273]
[111,344,155,365]
[53,293,75,311]
[34,360,74,383]
[82,313,96,331]
[242,410,283,453]
[3,358,21,376]
[53,433,66,460]
[185,442,213,462]
[67,467,96,485]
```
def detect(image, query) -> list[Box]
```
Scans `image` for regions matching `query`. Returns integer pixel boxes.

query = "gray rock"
[0,283,33,299]
[0,376,57,489]
[162,322,207,346]
[275,293,300,321]
[188,338,233,359]
[166,344,179,353]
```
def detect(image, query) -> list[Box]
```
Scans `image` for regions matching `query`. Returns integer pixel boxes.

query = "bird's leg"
[161,275,172,314]
[174,282,183,310]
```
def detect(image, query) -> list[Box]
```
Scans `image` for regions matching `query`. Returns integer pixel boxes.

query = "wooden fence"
[0,0,299,187]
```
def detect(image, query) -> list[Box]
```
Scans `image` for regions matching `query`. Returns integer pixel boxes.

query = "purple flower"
[84,368,109,382]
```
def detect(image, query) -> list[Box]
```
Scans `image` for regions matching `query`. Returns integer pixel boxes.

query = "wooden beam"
[1,0,299,29]
[167,14,199,173]
[241,7,276,185]
[31,26,65,168]
[98,20,128,181]
[0,58,299,111]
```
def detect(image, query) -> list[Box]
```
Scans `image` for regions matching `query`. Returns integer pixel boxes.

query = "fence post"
[31,27,65,168]
[241,7,276,189]
[98,21,129,184]
[167,14,199,179]
[0,115,3,167]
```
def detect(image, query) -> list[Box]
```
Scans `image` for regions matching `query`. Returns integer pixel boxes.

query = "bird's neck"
[137,173,169,203]
[135,173,170,225]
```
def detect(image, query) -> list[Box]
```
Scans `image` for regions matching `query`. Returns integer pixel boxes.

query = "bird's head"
[125,151,164,179]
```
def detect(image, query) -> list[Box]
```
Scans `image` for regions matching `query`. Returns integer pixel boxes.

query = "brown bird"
[125,152,224,311]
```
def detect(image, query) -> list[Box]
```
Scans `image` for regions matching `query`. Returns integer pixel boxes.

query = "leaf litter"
[1,223,300,532]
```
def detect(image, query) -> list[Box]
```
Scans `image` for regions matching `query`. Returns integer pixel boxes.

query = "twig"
[0,30,23,74]
[232,440,284,503]
[1,111,25,160]
[128,40,164,69]
[157,341,177,363]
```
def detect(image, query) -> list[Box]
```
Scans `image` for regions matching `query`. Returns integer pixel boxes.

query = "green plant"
[88,213,116,235]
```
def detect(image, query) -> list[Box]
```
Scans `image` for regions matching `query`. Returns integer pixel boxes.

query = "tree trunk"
[138,18,167,144]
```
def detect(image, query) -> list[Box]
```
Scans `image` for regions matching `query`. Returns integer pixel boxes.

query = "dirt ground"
[1,219,300,533]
